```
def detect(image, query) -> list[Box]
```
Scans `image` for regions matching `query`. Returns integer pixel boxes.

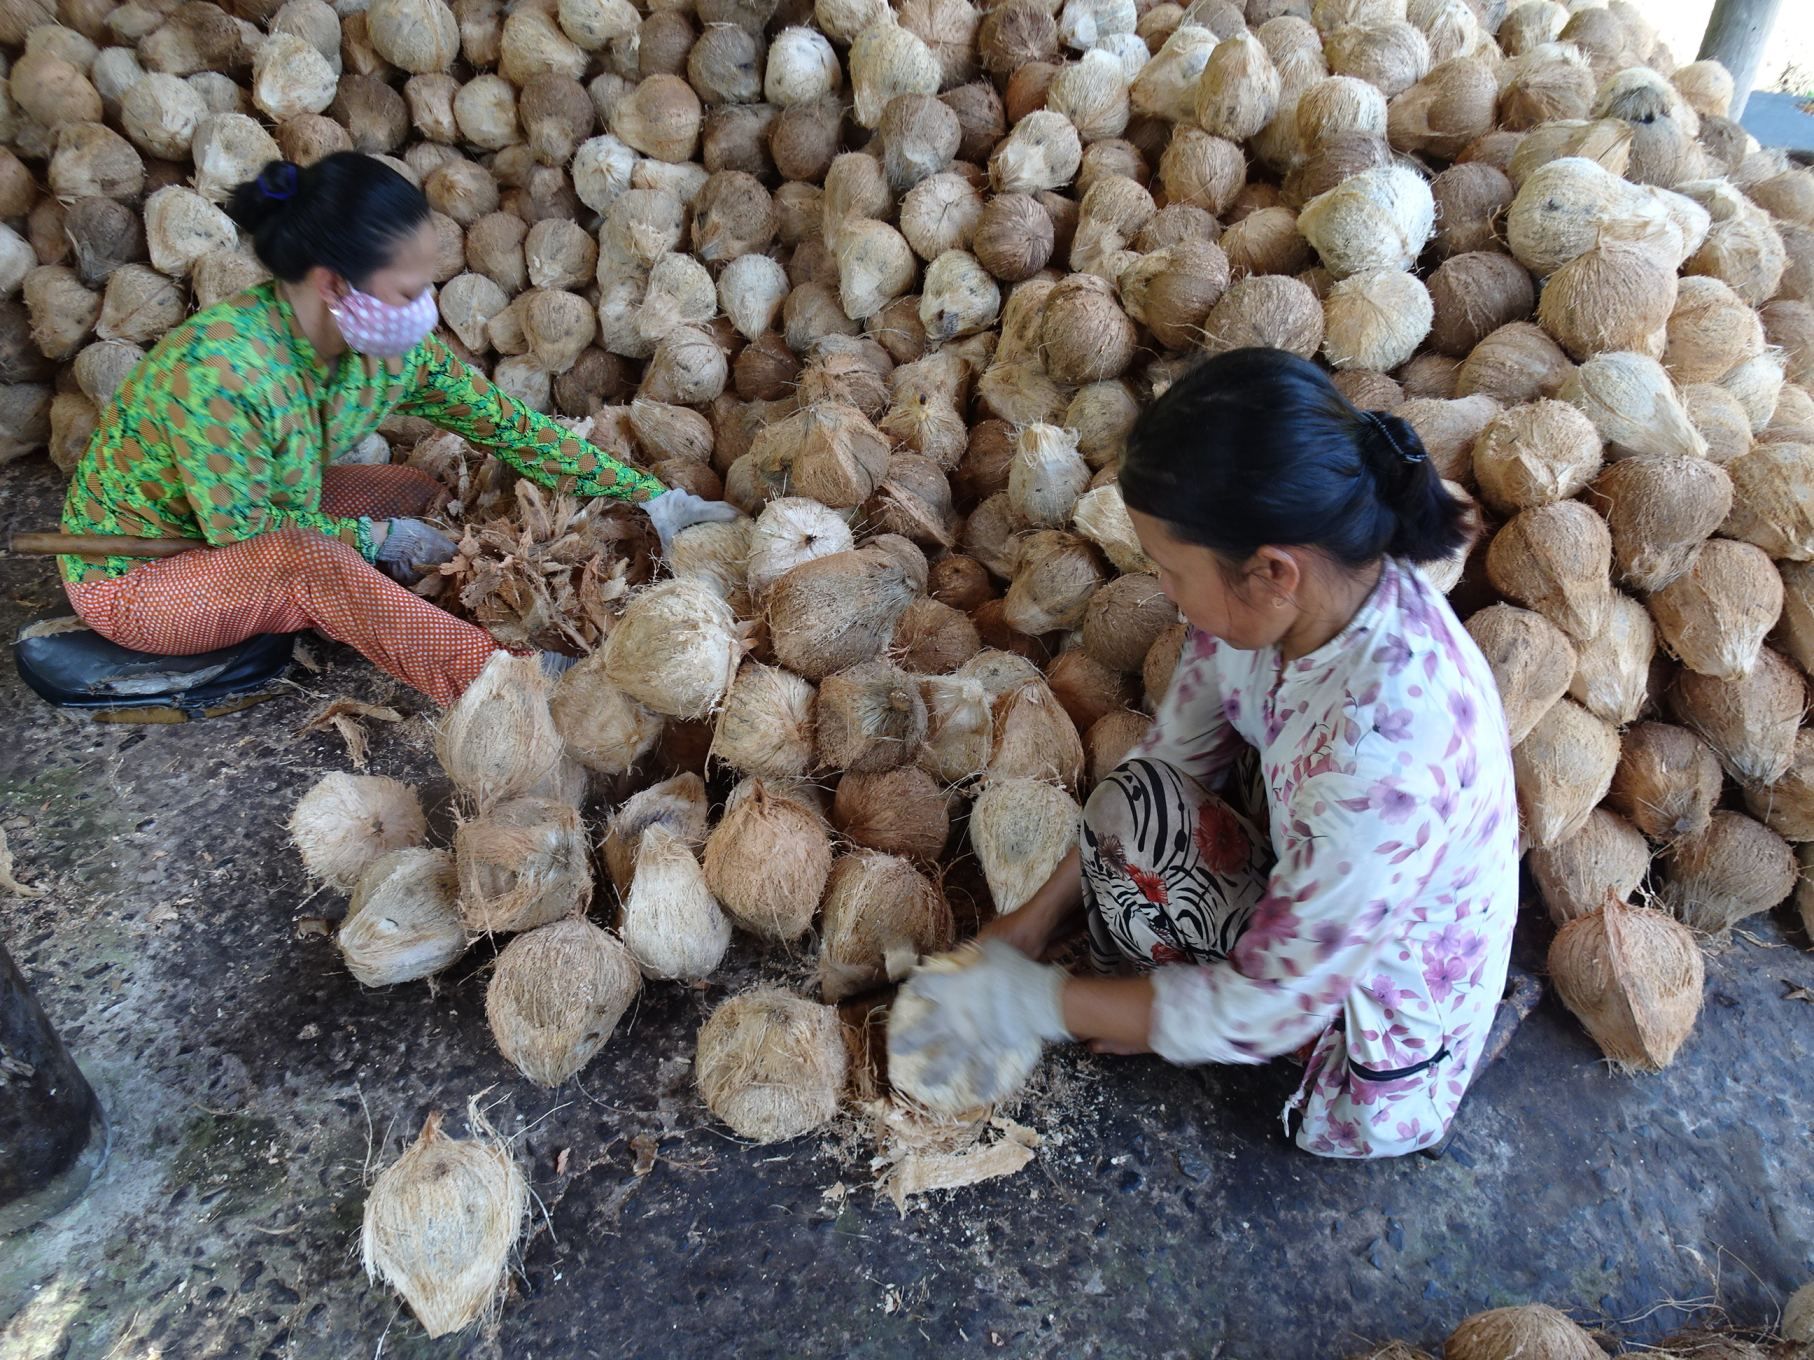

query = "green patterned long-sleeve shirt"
[60,281,665,585]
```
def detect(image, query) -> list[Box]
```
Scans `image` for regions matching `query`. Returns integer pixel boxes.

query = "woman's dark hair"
[225,154,431,286]
[1119,348,1470,570]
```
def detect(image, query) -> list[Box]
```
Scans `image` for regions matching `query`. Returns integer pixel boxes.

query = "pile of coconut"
[17,0,1814,1333]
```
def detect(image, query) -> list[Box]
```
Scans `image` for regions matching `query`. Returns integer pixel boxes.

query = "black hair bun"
[225,160,303,234]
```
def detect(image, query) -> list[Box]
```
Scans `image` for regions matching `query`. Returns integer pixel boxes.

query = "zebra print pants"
[1081,757,1274,975]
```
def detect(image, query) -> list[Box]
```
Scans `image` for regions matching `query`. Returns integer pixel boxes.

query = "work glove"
[887,940,1072,1110]
[642,488,741,554]
[373,517,459,584]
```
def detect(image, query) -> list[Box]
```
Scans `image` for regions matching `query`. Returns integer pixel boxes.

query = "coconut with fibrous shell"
[1608,721,1722,844]
[1512,698,1620,850]
[1563,592,1653,729]
[917,675,995,785]
[1444,1305,1608,1360]
[1463,605,1575,746]
[831,765,951,861]
[485,916,641,1086]
[1505,157,1676,277]
[986,676,1085,793]
[1082,574,1177,675]
[819,850,954,1000]
[709,662,817,779]
[1007,422,1090,529]
[1424,252,1535,361]
[1590,455,1733,594]
[600,578,744,720]
[814,660,928,774]
[1321,269,1433,373]
[620,823,730,981]
[1537,239,1677,362]
[1199,274,1326,360]
[436,652,567,811]
[291,772,427,891]
[549,651,662,776]
[1668,648,1807,787]
[1485,501,1613,643]
[1470,400,1602,514]
[695,987,847,1142]
[1560,351,1707,462]
[746,498,854,601]
[1297,164,1434,279]
[1528,807,1650,926]
[338,848,467,988]
[1722,441,1814,562]
[703,778,833,942]
[891,597,981,674]
[456,796,592,935]
[361,1109,528,1340]
[1454,322,1575,406]
[1649,539,1783,682]
[1662,276,1764,384]
[768,542,922,683]
[1004,531,1107,637]
[599,772,708,898]
[969,777,1080,916]
[1553,900,1705,1074]
[1659,810,1797,937]
[989,109,1082,195]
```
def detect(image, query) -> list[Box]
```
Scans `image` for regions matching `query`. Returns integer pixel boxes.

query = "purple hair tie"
[259,162,300,202]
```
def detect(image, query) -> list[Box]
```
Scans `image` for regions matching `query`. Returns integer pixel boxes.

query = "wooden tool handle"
[9,532,203,558]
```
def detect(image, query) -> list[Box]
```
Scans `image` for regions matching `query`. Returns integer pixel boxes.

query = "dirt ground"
[2,452,1812,1360]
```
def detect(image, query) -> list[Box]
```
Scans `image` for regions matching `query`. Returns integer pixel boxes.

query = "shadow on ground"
[1,456,1810,1360]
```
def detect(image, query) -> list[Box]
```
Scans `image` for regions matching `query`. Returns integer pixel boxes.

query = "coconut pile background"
[7,0,1814,1338]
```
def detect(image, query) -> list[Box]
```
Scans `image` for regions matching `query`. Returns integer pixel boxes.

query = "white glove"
[642,488,740,553]
[887,941,1071,1109]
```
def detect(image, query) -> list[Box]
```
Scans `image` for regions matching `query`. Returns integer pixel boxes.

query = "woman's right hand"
[977,847,1086,961]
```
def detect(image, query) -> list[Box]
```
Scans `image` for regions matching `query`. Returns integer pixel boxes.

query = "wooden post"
[1698,0,1787,121]
[0,940,107,1234]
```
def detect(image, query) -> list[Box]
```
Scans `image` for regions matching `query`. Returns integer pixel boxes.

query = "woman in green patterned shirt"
[60,153,734,705]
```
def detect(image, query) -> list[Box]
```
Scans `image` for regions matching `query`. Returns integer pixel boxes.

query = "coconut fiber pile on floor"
[11,0,1814,1340]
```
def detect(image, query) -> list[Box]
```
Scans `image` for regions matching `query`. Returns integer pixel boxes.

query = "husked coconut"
[1297,163,1434,279]
[1200,274,1325,359]
[339,848,467,989]
[601,578,744,719]
[1528,807,1650,925]
[710,662,816,778]
[1464,604,1576,745]
[620,823,730,980]
[1445,1305,1606,1360]
[1743,730,1814,842]
[767,542,920,681]
[1485,501,1612,642]
[704,779,833,941]
[819,850,953,1000]
[1471,400,1601,513]
[832,765,951,860]
[815,659,928,773]
[1537,240,1677,361]
[695,988,846,1142]
[1649,539,1783,681]
[1082,574,1176,674]
[970,777,1080,915]
[987,676,1085,791]
[1662,276,1764,384]
[436,652,567,809]
[1658,810,1796,936]
[1608,721,1722,842]
[486,917,640,1085]
[1721,440,1814,561]
[1566,592,1654,728]
[1512,698,1620,849]
[599,772,708,897]
[1590,455,1733,593]
[1004,531,1107,636]
[1668,649,1807,786]
[361,1111,527,1340]
[1560,351,1707,461]
[291,772,427,891]
[1454,321,1575,406]
[1321,269,1432,372]
[918,675,994,784]
[455,797,592,934]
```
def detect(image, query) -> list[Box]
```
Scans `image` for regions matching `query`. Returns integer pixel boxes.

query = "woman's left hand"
[888,942,1073,1104]
[643,488,741,553]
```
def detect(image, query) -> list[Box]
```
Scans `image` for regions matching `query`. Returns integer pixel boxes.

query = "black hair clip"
[258,162,300,202]
[1362,409,1425,465]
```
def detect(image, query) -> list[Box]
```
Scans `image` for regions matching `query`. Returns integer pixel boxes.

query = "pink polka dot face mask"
[330,286,439,358]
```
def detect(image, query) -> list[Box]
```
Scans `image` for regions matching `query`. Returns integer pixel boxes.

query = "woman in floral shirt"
[892,350,1519,1159]
[60,154,732,704]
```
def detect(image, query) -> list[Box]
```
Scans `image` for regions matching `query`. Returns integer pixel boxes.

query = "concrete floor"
[2,453,1812,1360]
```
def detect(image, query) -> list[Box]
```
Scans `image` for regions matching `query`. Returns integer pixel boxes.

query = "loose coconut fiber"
[1464,604,1576,746]
[485,916,641,1085]
[1512,698,1620,850]
[819,850,954,1000]
[1444,1304,1604,1360]
[888,942,1044,1113]
[1658,810,1796,937]
[1528,807,1650,925]
[620,822,730,980]
[695,988,848,1142]
[970,777,1080,914]
[437,651,567,810]
[703,779,833,941]
[456,796,593,934]
[362,1110,528,1339]
[1550,900,1705,1073]
[291,772,427,891]
[339,848,467,988]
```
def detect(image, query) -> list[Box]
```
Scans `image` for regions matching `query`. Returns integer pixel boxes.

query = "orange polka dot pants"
[63,466,500,707]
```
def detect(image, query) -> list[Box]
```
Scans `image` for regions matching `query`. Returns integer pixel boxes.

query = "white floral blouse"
[1135,557,1520,1159]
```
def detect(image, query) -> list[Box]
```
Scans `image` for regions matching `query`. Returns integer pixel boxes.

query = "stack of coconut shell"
[15,0,1814,1126]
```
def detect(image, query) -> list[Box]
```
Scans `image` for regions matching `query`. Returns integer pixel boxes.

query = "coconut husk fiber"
[1550,898,1705,1073]
[1463,604,1576,746]
[1444,1304,1605,1360]
[456,796,593,935]
[361,1108,529,1339]
[1528,807,1650,926]
[419,478,652,655]
[1564,592,1654,728]
[290,772,427,892]
[888,941,1044,1114]
[1590,455,1733,594]
[703,778,833,942]
[819,850,954,1001]
[1470,399,1604,515]
[1742,729,1814,843]
[1668,649,1808,787]
[620,822,731,981]
[695,987,848,1142]
[1658,810,1797,937]
[600,576,747,721]
[599,772,709,899]
[339,848,468,988]
[917,675,995,785]
[1512,698,1621,850]
[832,765,952,861]
[1484,500,1613,643]
[767,542,921,682]
[709,661,818,779]
[485,916,641,1086]
[1649,540,1783,682]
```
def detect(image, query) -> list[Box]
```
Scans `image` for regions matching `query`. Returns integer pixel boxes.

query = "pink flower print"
[1371,633,1412,675]
[1222,692,1242,724]
[1429,766,1459,822]
[1339,777,1418,824]
[1310,919,1347,961]
[1190,629,1217,661]
[1373,705,1415,743]
[1235,893,1302,957]
[1195,802,1252,875]
[1395,1117,1427,1145]
[1365,974,1416,1015]
[1424,922,1483,965]
[1425,950,1469,1003]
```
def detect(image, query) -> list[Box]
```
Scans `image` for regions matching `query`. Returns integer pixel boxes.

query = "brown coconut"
[819,850,954,1001]
[1004,531,1107,637]
[890,597,981,675]
[1608,721,1722,843]
[1038,273,1135,384]
[1743,729,1814,843]
[599,773,708,899]
[1550,898,1706,1073]
[1649,540,1783,682]
[767,542,919,681]
[814,660,927,773]
[551,650,663,775]
[455,796,592,934]
[1659,810,1797,936]
[1470,400,1602,514]
[485,915,639,1087]
[1560,350,1707,461]
[1722,440,1814,561]
[694,988,846,1143]
[1045,647,1136,736]
[831,765,951,861]
[1454,321,1575,405]
[1422,252,1534,361]
[338,848,468,989]
[1775,560,1814,676]
[1537,240,1678,361]
[1590,455,1733,593]
[1082,574,1177,676]
[986,676,1085,792]
[1428,162,1513,260]
[917,674,994,784]
[1445,1305,1607,1360]
[1464,604,1576,746]
[704,779,833,942]
[1668,648,1807,786]
[1200,274,1325,360]
[1528,808,1651,925]
[1512,698,1621,849]
[1663,276,1765,385]
[710,662,816,779]
[1566,592,1655,728]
